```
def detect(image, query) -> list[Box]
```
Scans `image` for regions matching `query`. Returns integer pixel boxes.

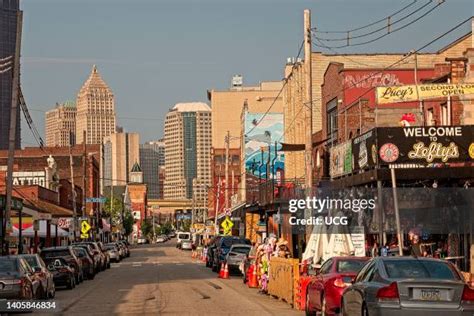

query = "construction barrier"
[268,257,300,306]
[295,275,312,311]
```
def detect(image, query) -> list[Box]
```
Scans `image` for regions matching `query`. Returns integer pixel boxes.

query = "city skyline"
[19,0,472,146]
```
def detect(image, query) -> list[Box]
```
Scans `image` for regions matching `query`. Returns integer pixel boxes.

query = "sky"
[19,0,473,146]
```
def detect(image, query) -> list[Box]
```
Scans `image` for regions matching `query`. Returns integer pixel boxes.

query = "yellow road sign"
[81,220,91,234]
[80,233,89,239]
[221,217,234,235]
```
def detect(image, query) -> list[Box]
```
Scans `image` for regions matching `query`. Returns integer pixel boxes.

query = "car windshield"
[337,260,367,273]
[42,250,71,258]
[24,256,39,269]
[105,245,116,250]
[222,238,248,248]
[231,247,250,254]
[75,248,86,256]
[0,258,18,272]
[384,260,460,280]
[178,233,190,240]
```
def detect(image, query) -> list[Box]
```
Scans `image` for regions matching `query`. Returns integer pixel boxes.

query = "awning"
[280,138,329,152]
[217,202,246,220]
[25,200,74,217]
[21,220,69,238]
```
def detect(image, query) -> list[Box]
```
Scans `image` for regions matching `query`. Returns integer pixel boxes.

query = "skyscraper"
[164,103,211,202]
[139,140,165,199]
[0,0,21,150]
[45,101,76,147]
[76,65,116,145]
[102,132,140,188]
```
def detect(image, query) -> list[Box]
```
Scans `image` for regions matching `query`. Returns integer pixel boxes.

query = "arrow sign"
[81,220,91,234]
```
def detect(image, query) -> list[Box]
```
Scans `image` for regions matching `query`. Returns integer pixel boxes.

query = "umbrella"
[302,216,329,265]
[21,220,69,238]
[325,212,355,258]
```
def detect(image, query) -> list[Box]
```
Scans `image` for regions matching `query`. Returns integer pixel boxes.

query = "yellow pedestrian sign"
[221,217,234,236]
[81,220,91,238]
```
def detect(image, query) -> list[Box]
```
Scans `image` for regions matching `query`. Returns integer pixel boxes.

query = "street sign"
[34,213,52,221]
[0,195,23,211]
[80,233,89,239]
[81,220,91,235]
[221,217,234,236]
[85,197,107,203]
[224,208,231,216]
[33,220,39,231]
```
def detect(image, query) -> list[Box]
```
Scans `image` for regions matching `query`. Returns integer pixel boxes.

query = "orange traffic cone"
[248,263,258,288]
[218,262,225,278]
[222,263,229,279]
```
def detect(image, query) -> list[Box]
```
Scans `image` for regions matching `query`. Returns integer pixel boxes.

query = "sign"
[224,208,231,216]
[329,140,353,178]
[352,130,377,171]
[58,218,72,229]
[81,220,91,235]
[12,171,46,187]
[0,195,23,211]
[221,217,234,236]
[377,126,474,165]
[86,197,107,203]
[81,233,89,239]
[33,213,52,221]
[351,227,366,257]
[376,83,474,104]
[33,220,40,231]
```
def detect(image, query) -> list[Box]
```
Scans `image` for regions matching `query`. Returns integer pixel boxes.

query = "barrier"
[295,275,312,311]
[268,257,300,306]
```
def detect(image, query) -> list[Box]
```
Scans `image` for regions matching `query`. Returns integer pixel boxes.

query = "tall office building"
[76,65,116,145]
[0,0,21,150]
[102,132,140,188]
[139,140,165,199]
[164,103,211,202]
[45,101,76,147]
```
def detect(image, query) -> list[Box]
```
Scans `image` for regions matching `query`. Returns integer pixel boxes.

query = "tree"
[123,211,134,236]
[141,219,153,239]
[102,197,123,224]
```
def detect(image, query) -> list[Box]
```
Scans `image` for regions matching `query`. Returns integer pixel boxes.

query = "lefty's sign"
[376,83,474,104]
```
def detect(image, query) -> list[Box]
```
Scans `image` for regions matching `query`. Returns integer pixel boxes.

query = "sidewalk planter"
[268,257,300,306]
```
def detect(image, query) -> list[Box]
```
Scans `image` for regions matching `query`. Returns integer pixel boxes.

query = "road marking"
[192,287,210,299]
[176,263,184,266]
[118,289,129,292]
[206,281,222,290]
[132,263,142,267]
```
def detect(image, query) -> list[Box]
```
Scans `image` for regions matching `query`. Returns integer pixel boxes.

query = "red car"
[305,256,370,316]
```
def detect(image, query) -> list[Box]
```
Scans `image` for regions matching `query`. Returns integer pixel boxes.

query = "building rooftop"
[171,102,210,112]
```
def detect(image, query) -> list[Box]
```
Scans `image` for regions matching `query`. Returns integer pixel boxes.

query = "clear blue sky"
[20,0,473,145]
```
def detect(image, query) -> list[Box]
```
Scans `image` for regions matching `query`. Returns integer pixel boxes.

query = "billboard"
[376,83,474,104]
[244,113,284,178]
[329,140,353,178]
[352,129,378,171]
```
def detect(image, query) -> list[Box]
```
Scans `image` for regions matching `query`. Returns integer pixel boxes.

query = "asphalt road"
[37,241,302,315]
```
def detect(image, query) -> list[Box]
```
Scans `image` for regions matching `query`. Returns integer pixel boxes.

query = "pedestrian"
[409,235,422,257]
[381,243,388,257]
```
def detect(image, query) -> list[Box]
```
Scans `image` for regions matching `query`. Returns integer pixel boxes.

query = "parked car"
[225,244,252,274]
[97,242,111,269]
[212,237,251,272]
[20,254,56,299]
[73,243,100,274]
[168,231,176,238]
[176,232,191,249]
[137,238,148,244]
[40,246,84,283]
[74,242,107,271]
[0,256,41,299]
[341,256,474,316]
[305,256,370,315]
[181,240,193,250]
[72,246,95,279]
[104,244,121,262]
[44,257,76,290]
[155,235,167,243]
[118,241,130,258]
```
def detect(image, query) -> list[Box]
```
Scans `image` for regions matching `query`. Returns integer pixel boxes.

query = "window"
[319,258,333,274]
[427,108,435,126]
[441,103,448,125]
[327,98,338,144]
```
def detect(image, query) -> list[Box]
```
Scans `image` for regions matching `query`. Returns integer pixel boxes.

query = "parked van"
[176,232,191,249]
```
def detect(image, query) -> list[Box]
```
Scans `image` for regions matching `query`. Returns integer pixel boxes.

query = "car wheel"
[211,263,218,272]
[340,299,346,316]
[67,277,74,290]
[49,285,56,299]
[305,290,316,316]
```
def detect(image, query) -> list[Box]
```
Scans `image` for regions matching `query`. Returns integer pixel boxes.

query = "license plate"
[420,289,441,301]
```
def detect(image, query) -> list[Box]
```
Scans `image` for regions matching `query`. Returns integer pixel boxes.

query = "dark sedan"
[341,256,474,316]
[40,246,84,284]
[44,257,76,289]
[20,254,56,299]
[72,246,95,279]
[0,256,40,299]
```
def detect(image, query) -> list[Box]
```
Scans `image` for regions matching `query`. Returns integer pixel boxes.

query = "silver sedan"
[341,256,474,316]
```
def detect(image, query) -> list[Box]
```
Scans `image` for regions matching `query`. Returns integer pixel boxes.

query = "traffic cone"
[222,263,229,279]
[218,262,225,278]
[248,263,258,288]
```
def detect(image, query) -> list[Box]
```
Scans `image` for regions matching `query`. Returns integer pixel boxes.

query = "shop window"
[327,98,338,145]
[441,103,448,125]
[427,108,435,126]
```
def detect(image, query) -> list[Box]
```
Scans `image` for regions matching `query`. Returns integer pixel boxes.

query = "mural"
[244,113,284,179]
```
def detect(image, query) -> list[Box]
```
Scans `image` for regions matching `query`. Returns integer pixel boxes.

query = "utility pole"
[304,9,313,193]
[82,130,87,218]
[214,181,221,236]
[225,131,230,210]
[4,11,23,255]
[69,145,77,241]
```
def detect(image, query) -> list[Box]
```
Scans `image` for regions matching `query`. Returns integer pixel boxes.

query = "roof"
[79,65,111,92]
[172,102,210,112]
[131,162,142,172]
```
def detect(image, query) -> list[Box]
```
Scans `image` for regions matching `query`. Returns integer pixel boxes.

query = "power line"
[314,0,435,42]
[312,0,418,34]
[244,40,304,137]
[313,1,444,49]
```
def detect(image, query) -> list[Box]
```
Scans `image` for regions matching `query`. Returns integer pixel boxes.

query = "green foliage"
[102,197,123,224]
[141,219,153,238]
[123,211,134,236]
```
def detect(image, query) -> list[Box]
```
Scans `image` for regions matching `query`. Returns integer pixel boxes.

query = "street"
[40,242,302,315]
